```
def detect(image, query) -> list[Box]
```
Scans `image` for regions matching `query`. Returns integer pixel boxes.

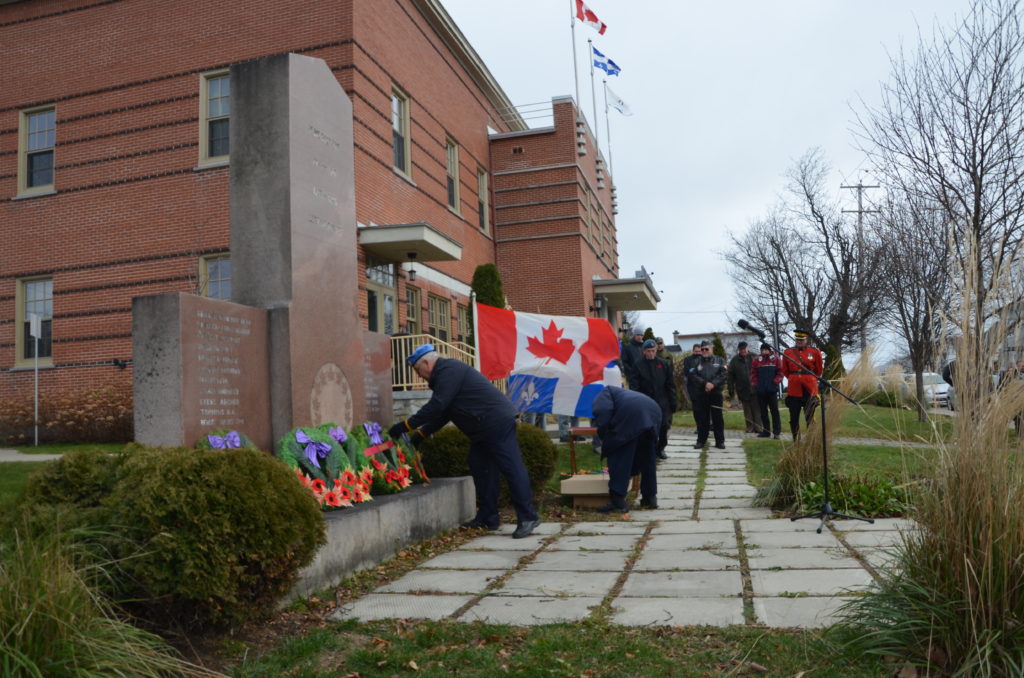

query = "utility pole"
[841,180,879,350]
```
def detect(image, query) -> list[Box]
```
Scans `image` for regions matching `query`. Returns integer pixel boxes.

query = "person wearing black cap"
[688,340,728,449]
[679,343,702,419]
[388,344,541,538]
[781,329,824,440]
[591,385,662,512]
[727,341,761,434]
[632,338,678,460]
[750,342,783,439]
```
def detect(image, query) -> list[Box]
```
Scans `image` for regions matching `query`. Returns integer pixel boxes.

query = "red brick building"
[0,0,656,428]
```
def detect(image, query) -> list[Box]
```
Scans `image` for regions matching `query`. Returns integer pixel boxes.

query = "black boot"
[596,494,628,513]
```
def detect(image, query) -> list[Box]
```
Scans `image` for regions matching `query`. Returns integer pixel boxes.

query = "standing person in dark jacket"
[680,343,702,418]
[591,386,662,511]
[388,344,540,539]
[750,343,783,439]
[727,341,761,433]
[620,328,646,389]
[689,340,728,449]
[633,339,678,460]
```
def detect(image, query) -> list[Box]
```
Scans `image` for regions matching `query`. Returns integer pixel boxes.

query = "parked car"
[902,372,950,407]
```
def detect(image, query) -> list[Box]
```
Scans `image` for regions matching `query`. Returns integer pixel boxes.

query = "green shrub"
[14,445,325,630]
[797,475,909,518]
[419,423,557,500]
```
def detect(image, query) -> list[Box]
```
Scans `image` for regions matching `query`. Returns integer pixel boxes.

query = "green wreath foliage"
[276,426,348,483]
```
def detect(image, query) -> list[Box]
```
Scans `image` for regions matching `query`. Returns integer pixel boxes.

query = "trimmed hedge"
[15,445,325,629]
[419,423,557,500]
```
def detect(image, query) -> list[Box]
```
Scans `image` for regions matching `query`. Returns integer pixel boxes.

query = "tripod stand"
[738,321,874,533]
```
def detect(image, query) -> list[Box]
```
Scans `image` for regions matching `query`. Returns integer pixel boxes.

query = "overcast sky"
[441,0,971,343]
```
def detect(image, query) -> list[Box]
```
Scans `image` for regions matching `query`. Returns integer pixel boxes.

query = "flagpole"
[569,0,582,123]
[471,291,481,372]
[587,38,600,154]
[603,79,614,177]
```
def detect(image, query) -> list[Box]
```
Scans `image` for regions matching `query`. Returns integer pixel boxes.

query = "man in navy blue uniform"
[388,344,541,539]
[591,385,662,512]
[632,339,678,461]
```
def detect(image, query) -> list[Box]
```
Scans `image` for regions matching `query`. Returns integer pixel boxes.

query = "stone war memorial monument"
[132,53,473,595]
[133,53,392,450]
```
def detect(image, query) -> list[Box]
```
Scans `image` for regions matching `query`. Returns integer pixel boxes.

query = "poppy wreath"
[277,425,372,509]
[347,421,415,495]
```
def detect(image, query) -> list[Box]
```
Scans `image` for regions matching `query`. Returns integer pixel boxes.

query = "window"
[366,258,395,334]
[19,107,56,195]
[16,277,53,365]
[200,254,231,300]
[199,71,230,164]
[477,168,489,233]
[391,87,410,175]
[405,285,421,334]
[427,294,450,342]
[445,138,459,211]
[456,304,470,343]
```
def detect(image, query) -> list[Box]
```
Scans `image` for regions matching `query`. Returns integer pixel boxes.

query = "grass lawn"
[0,461,49,503]
[673,403,954,442]
[745,438,937,486]
[227,619,886,677]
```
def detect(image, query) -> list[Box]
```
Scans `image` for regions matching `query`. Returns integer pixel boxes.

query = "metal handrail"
[390,334,505,393]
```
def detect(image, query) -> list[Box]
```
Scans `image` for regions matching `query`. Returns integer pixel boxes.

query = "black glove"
[407,431,425,447]
[388,420,410,440]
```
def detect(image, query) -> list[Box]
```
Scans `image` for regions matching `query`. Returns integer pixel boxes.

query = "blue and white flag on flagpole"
[592,46,621,76]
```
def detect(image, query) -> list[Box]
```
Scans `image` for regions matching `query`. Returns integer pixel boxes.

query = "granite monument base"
[290,477,475,600]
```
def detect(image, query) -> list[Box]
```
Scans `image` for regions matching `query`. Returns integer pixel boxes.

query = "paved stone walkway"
[333,434,914,628]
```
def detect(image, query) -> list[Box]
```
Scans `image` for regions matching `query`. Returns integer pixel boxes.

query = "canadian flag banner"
[476,303,622,417]
[574,0,607,35]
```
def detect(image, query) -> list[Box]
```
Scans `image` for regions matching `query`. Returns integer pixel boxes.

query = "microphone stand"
[751,331,874,534]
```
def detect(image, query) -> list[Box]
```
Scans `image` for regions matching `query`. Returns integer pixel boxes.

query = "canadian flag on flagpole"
[574,0,607,35]
[476,303,622,417]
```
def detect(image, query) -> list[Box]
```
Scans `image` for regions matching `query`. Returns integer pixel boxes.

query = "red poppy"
[338,486,352,501]
[371,458,384,471]
[397,450,406,463]
[311,479,327,493]
[323,491,341,507]
[342,470,357,485]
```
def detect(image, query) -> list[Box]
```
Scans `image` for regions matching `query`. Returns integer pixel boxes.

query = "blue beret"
[407,343,435,366]
[642,339,657,349]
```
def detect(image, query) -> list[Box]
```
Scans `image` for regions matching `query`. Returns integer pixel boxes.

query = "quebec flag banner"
[476,303,623,417]
[592,46,621,76]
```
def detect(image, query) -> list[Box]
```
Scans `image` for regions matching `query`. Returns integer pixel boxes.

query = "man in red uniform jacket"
[781,329,824,440]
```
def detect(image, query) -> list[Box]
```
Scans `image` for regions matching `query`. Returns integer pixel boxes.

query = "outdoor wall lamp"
[407,252,417,281]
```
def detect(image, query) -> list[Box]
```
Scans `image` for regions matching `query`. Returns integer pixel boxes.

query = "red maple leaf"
[526,321,576,364]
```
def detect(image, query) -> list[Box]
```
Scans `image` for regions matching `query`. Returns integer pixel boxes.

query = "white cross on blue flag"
[592,46,621,76]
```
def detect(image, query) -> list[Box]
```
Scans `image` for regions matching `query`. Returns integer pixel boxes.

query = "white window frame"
[15,276,54,367]
[18,106,56,197]
[445,137,460,213]
[199,70,230,166]
[391,86,411,176]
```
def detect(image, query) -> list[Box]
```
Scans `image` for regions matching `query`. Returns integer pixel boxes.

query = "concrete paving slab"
[754,596,851,628]
[620,571,743,597]
[746,547,862,570]
[461,596,600,625]
[743,531,842,549]
[701,485,757,498]
[645,499,693,510]
[547,534,639,551]
[495,569,620,596]
[419,550,525,570]
[379,569,505,594]
[626,509,692,521]
[741,518,823,533]
[459,534,546,551]
[526,550,631,571]
[831,518,917,533]
[612,597,745,627]
[750,568,874,596]
[651,519,735,534]
[492,522,564,537]
[839,530,905,549]
[646,532,736,550]
[655,487,697,499]
[333,593,472,621]
[703,474,750,483]
[564,522,648,535]
[634,549,740,571]
[697,498,748,509]
[697,508,772,520]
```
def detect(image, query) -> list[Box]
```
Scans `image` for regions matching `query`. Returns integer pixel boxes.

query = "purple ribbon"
[364,422,383,445]
[296,429,332,465]
[208,430,241,449]
[328,426,347,444]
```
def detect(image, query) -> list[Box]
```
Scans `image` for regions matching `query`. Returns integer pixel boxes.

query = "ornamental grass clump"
[836,249,1024,674]
[0,527,221,677]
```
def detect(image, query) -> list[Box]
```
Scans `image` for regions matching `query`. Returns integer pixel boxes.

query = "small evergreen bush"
[15,445,325,630]
[419,423,557,500]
